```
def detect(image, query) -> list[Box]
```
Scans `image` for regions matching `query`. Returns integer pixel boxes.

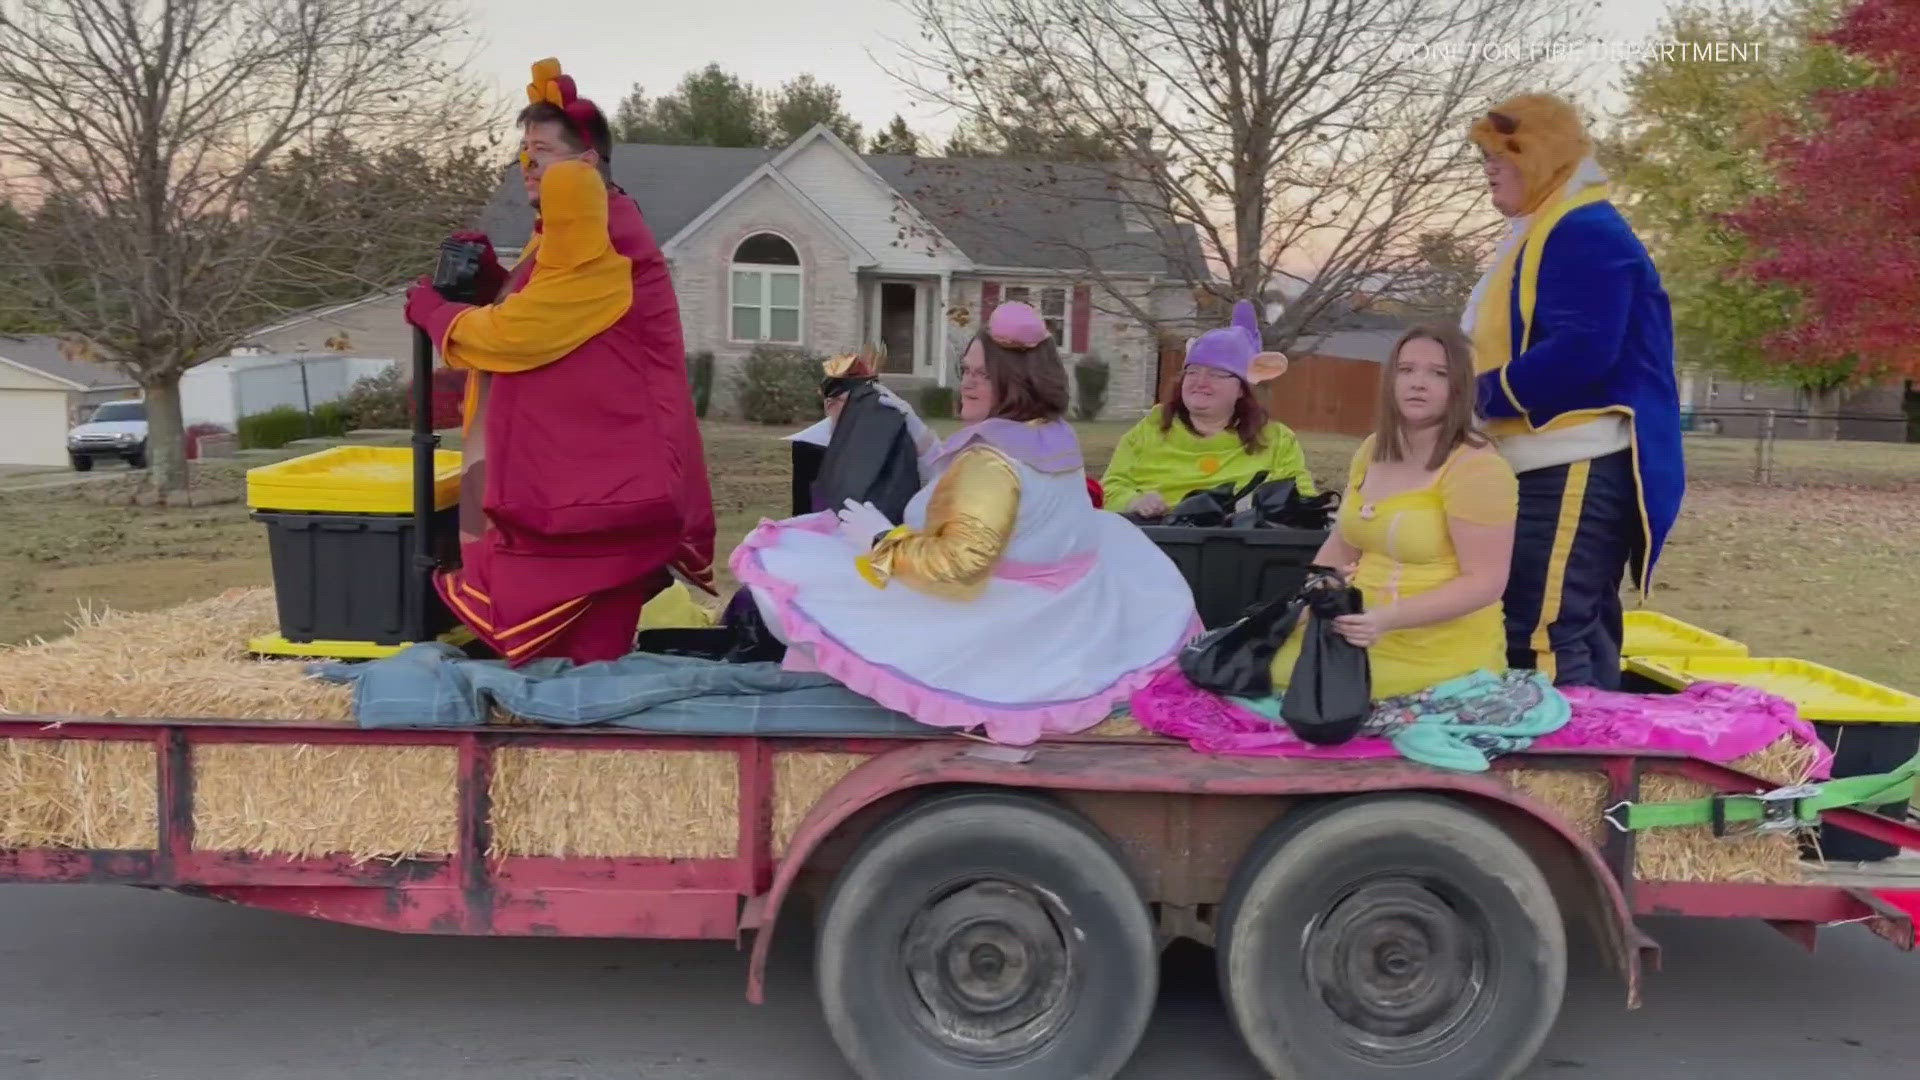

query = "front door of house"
[876,281,920,374]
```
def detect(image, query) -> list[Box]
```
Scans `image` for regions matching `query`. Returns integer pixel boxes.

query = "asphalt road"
[0,884,1914,1079]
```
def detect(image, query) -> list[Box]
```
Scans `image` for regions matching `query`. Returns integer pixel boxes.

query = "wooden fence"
[1157,345,1380,438]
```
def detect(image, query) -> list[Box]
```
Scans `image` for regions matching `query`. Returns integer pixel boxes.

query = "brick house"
[1677,368,1912,442]
[475,125,1203,419]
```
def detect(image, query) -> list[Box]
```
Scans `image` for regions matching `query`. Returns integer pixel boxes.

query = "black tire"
[816,790,1156,1080]
[1217,794,1565,1080]
[70,455,93,472]
[125,447,147,469]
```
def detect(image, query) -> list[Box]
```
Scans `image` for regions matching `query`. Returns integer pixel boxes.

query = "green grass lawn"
[2,422,1915,697]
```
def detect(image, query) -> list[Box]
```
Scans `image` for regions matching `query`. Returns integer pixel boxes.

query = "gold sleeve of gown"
[857,446,1021,600]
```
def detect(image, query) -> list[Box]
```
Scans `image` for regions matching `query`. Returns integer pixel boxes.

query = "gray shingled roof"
[0,334,137,390]
[1293,328,1410,364]
[474,142,1200,277]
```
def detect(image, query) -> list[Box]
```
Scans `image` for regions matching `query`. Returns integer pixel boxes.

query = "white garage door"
[0,388,73,467]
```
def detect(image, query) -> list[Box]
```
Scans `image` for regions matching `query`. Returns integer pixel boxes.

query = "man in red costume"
[404,58,716,666]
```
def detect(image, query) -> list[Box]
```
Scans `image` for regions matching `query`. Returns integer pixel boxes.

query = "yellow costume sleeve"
[1260,422,1318,496]
[858,446,1021,600]
[1439,448,1519,527]
[442,160,632,374]
[1097,416,1153,509]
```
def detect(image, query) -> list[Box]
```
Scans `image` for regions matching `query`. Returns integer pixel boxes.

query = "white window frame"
[728,233,805,346]
[996,283,1069,345]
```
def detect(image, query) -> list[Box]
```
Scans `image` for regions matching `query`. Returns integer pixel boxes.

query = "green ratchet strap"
[1605,753,1920,837]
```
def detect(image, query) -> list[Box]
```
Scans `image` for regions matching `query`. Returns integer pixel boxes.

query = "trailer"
[2,711,1916,1080]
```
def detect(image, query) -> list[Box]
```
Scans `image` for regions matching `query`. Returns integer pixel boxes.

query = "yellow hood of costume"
[1470,93,1592,217]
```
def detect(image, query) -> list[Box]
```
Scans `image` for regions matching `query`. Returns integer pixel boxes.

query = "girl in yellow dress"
[1268,324,1519,701]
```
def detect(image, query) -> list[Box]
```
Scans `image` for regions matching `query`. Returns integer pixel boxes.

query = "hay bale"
[1635,737,1820,885]
[773,752,869,854]
[1086,713,1149,738]
[0,589,351,723]
[489,748,739,859]
[192,744,458,860]
[0,739,156,849]
[1505,768,1610,845]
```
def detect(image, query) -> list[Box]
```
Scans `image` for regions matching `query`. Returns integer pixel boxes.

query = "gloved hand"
[448,230,509,303]
[836,498,896,552]
[875,383,936,454]
[404,276,447,332]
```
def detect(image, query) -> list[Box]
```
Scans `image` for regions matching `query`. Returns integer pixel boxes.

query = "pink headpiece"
[986,301,1050,350]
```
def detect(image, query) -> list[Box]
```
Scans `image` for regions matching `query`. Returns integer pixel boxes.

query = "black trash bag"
[1273,489,1342,531]
[1279,568,1372,745]
[811,379,921,522]
[1164,470,1270,528]
[718,588,788,664]
[1227,477,1298,529]
[1176,591,1305,698]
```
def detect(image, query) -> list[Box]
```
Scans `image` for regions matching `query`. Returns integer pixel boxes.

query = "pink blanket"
[1129,667,1833,778]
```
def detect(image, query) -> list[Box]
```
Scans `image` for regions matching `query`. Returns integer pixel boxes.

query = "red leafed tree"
[1727,0,1920,382]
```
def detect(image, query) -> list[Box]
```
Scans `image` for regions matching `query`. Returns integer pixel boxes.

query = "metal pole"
[1761,409,1777,485]
[300,359,313,438]
[410,327,440,643]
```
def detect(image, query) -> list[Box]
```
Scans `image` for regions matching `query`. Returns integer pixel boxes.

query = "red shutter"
[981,281,1000,324]
[1071,285,1092,353]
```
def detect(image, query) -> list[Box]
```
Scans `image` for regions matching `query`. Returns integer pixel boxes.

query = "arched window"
[730,232,803,344]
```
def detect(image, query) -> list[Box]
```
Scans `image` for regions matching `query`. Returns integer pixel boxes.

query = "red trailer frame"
[3,713,1915,1014]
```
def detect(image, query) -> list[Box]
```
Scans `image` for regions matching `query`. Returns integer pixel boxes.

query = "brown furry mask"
[1469,93,1592,215]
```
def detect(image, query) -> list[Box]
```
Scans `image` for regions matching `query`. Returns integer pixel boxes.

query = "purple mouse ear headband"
[986,301,1050,349]
[1183,299,1289,384]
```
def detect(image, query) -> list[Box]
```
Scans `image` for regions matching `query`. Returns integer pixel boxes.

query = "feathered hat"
[1185,300,1288,385]
[1468,93,1592,216]
[521,58,605,170]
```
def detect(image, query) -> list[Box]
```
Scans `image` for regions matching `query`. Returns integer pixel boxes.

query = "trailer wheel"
[816,790,1155,1080]
[1218,795,1565,1080]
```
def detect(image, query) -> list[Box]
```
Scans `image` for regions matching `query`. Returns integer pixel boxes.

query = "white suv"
[67,399,148,471]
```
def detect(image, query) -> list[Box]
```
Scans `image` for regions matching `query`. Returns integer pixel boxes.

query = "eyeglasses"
[1181,365,1237,383]
[519,146,587,172]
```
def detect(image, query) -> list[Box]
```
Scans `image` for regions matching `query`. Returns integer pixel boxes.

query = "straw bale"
[489,748,739,859]
[192,744,458,860]
[1634,737,1819,885]
[0,739,156,849]
[1505,768,1610,845]
[772,752,869,854]
[0,589,351,723]
[1086,713,1148,738]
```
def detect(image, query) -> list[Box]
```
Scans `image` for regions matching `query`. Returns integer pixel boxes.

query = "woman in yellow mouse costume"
[730,302,1201,746]
[1464,93,1684,690]
[404,58,717,666]
[1100,299,1318,519]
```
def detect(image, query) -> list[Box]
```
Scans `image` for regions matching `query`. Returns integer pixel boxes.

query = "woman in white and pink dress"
[731,302,1201,745]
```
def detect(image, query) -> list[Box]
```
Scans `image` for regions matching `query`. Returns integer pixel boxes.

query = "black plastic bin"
[1139,525,1329,628]
[1806,720,1920,862]
[256,508,460,646]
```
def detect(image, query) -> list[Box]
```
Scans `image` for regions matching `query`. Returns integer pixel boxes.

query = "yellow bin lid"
[1624,655,1920,724]
[1622,610,1750,659]
[247,446,463,514]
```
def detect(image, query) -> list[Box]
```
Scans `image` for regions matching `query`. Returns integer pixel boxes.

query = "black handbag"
[1279,568,1373,745]
[1177,591,1305,698]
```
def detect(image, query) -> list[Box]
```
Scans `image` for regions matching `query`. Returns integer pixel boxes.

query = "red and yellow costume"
[404,61,715,667]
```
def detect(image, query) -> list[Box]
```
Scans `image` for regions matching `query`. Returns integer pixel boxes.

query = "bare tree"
[891,0,1589,347]
[0,0,501,493]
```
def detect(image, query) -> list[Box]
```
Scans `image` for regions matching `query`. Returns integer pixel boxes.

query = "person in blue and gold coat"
[1463,93,1685,690]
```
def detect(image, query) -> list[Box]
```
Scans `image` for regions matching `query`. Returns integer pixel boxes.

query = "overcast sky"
[463,0,1756,141]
